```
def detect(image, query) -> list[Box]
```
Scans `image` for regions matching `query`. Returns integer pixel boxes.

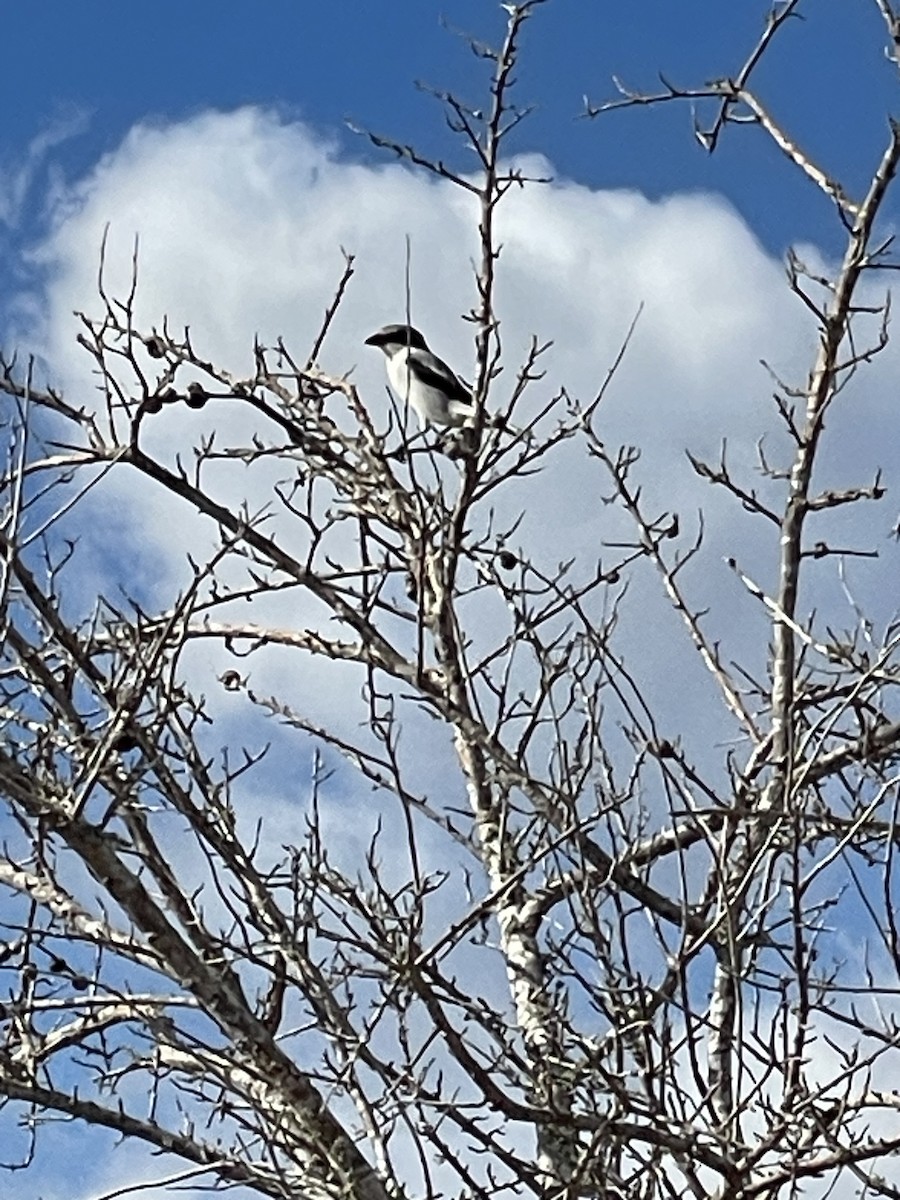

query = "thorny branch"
[2,5,900,1200]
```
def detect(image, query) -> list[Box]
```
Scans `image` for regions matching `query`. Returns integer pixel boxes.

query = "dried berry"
[186,382,209,409]
[650,738,676,758]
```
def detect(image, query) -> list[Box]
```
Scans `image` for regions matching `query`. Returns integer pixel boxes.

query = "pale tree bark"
[3,3,900,1200]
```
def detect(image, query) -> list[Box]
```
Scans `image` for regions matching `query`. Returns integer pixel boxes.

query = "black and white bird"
[365,324,475,428]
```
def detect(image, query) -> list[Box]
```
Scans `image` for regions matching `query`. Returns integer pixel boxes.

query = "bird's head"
[364,324,429,354]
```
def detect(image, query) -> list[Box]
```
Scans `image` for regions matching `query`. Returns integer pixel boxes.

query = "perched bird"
[365,324,475,428]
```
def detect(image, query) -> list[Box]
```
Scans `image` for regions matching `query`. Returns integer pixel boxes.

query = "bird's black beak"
[364,333,380,346]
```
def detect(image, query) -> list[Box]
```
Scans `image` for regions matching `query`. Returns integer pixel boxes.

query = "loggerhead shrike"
[365,324,475,428]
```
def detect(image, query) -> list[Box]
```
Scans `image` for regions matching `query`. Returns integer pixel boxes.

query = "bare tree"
[3,3,900,1199]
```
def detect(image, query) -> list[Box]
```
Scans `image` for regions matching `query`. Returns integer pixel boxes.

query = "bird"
[365,324,476,428]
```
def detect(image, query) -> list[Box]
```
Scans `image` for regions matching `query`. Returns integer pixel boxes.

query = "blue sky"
[2,0,897,281]
[3,4,900,1199]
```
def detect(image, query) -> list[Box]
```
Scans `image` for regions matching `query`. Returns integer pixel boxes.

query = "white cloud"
[19,105,884,772]
[21,108,900,802]
[0,107,89,230]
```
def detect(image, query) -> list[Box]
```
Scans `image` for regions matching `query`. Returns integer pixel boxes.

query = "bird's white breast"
[386,348,453,426]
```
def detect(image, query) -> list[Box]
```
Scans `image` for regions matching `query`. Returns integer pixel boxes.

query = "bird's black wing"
[409,349,473,405]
